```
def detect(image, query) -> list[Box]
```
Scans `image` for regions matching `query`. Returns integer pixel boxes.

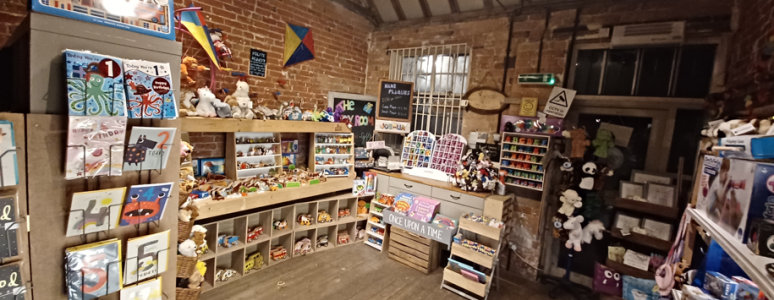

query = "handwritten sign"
[377,80,413,122]
[328,92,376,147]
[249,49,267,77]
[0,197,17,260]
[383,208,454,245]
[0,263,22,298]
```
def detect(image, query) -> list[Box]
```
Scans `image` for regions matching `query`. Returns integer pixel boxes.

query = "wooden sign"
[519,97,538,117]
[383,208,455,245]
[249,49,267,77]
[376,80,413,122]
[328,92,376,147]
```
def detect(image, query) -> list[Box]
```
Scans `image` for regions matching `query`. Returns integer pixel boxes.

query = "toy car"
[247,226,264,243]
[317,210,333,223]
[270,246,287,261]
[217,235,239,248]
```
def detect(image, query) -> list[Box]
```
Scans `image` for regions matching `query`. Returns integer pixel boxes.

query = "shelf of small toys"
[227,132,282,179]
[180,117,353,133]
[499,132,550,191]
[311,133,355,178]
[294,201,318,231]
[271,206,295,237]
[243,241,269,277]
[214,248,245,288]
[292,229,316,258]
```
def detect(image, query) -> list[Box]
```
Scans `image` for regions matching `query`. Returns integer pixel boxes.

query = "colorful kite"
[283,23,315,67]
[177,7,222,70]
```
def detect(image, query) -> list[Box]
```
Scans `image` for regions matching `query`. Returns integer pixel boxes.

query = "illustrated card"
[65,239,122,300]
[65,187,126,237]
[123,127,176,171]
[120,278,162,300]
[65,116,127,179]
[0,121,18,187]
[123,60,177,119]
[64,50,126,117]
[124,230,169,285]
[120,182,173,226]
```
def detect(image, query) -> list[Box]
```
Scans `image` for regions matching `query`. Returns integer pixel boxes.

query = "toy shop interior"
[0,0,771,299]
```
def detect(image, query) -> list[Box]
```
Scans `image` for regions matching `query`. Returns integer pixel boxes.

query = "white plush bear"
[582,219,605,244]
[558,189,582,217]
[195,87,218,117]
[563,215,584,252]
[179,239,198,257]
[227,81,255,119]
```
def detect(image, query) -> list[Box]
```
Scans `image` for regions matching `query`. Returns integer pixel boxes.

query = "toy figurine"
[294,238,313,255]
[270,245,288,261]
[317,210,333,223]
[338,208,351,218]
[218,235,239,248]
[317,235,329,247]
[592,129,615,158]
[181,56,207,88]
[178,239,198,257]
[190,225,209,255]
[337,231,350,244]
[273,219,287,230]
[247,226,264,243]
[558,189,582,217]
[579,162,597,190]
[247,251,264,271]
[297,213,312,226]
[562,128,590,158]
[357,200,368,215]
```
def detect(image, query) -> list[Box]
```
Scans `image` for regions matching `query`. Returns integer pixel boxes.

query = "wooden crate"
[483,194,513,221]
[387,227,440,274]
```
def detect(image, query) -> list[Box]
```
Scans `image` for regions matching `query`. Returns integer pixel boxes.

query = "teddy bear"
[190,225,208,255]
[563,215,584,252]
[558,189,582,217]
[579,162,597,190]
[178,239,198,257]
[181,56,207,88]
[582,219,605,244]
[563,128,590,158]
[357,200,367,215]
[224,80,255,119]
[195,87,218,117]
[179,90,197,116]
[178,202,199,223]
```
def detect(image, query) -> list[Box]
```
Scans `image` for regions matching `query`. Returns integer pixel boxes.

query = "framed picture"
[614,213,641,230]
[642,219,673,241]
[631,170,672,185]
[200,158,225,175]
[192,159,200,176]
[645,183,676,207]
[619,181,645,200]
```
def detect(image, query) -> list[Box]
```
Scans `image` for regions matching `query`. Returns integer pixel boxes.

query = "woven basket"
[178,220,194,243]
[176,287,201,300]
[177,255,198,278]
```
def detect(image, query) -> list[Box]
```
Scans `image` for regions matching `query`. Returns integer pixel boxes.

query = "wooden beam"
[365,0,384,24]
[419,0,432,18]
[483,0,494,9]
[448,0,460,13]
[330,0,380,26]
[390,0,407,20]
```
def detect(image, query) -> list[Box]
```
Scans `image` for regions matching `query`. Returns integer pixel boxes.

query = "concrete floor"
[203,243,572,300]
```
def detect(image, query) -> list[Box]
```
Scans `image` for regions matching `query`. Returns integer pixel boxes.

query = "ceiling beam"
[330,0,380,26]
[390,0,407,20]
[449,0,460,13]
[364,0,384,24]
[483,0,494,9]
[419,0,432,18]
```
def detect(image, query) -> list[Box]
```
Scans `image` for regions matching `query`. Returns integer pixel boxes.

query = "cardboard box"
[746,219,774,258]
[731,276,766,300]
[704,271,738,300]
[720,135,774,159]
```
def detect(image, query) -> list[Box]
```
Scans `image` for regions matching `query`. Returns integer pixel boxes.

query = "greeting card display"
[0,121,18,187]
[65,116,127,179]
[123,60,177,119]
[64,50,126,117]
[65,187,126,237]
[123,127,176,171]
[429,134,467,175]
[120,183,173,226]
[400,130,436,168]
[65,239,122,300]
[0,263,25,299]
[120,278,162,300]
[124,230,169,285]
[0,197,18,260]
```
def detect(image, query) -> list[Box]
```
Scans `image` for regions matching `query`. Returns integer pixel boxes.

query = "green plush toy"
[592,129,615,158]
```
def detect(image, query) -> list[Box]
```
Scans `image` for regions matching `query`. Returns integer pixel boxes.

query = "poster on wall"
[249,49,267,77]
[543,87,576,118]
[328,92,376,147]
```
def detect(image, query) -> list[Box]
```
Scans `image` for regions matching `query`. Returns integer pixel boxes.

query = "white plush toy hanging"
[558,189,582,217]
[579,162,597,190]
[195,87,218,117]
[563,215,584,252]
[582,220,605,244]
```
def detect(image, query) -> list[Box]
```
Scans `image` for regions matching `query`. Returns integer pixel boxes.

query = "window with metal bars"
[388,44,471,136]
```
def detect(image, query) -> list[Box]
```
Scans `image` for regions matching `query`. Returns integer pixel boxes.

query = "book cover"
[0,121,18,187]
[65,116,127,179]
[65,187,126,237]
[124,230,169,285]
[65,239,122,300]
[123,60,177,119]
[64,50,126,117]
[120,278,162,300]
[120,183,173,226]
[0,197,18,261]
[123,127,177,171]
[200,158,225,175]
[0,263,25,299]
[407,196,439,223]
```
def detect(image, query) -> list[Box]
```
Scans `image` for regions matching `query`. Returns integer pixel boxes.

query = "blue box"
[31,0,175,40]
[704,271,738,300]
[720,135,774,159]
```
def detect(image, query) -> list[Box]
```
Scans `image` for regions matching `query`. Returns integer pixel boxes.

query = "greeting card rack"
[400,130,436,168]
[499,132,550,191]
[75,259,122,300]
[123,141,175,173]
[68,203,124,240]
[124,247,171,284]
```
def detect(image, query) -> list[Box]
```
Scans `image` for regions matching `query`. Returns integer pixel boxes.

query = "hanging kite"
[176,6,223,70]
[283,23,315,67]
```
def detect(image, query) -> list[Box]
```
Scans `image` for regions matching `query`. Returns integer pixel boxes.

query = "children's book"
[64,50,126,117]
[65,187,126,237]
[0,263,25,299]
[0,197,18,260]
[124,230,169,285]
[120,182,173,226]
[120,278,162,300]
[407,196,439,223]
[123,127,177,171]
[123,60,177,119]
[65,239,122,300]
[0,121,18,187]
[65,116,127,179]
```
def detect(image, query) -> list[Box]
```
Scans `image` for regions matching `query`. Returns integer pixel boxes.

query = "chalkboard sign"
[328,92,376,147]
[377,80,413,122]
[249,49,267,77]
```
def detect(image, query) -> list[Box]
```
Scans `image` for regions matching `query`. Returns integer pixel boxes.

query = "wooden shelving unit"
[365,199,388,251]
[613,198,680,219]
[310,133,354,178]
[605,258,654,279]
[608,228,672,252]
[499,133,549,191]
[181,117,352,133]
[226,132,281,179]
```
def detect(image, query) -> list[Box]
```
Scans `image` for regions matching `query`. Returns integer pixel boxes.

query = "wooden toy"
[247,226,264,243]
[337,208,351,218]
[297,213,312,226]
[270,246,287,261]
[317,210,333,223]
[218,235,239,248]
[273,219,287,230]
[337,231,350,244]
[317,235,329,247]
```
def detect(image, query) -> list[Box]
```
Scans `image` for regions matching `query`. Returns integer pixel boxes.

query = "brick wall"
[726,0,773,110]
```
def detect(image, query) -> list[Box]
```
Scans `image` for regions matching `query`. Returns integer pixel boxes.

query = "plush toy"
[209,29,232,59]
[582,220,605,244]
[178,239,198,257]
[558,189,582,217]
[563,128,590,158]
[592,129,615,158]
[180,90,197,116]
[211,94,232,118]
[357,200,367,215]
[181,56,207,87]
[563,215,585,252]
[579,162,597,190]
[190,225,208,255]
[178,204,199,223]
[225,81,255,119]
[297,213,312,226]
[187,269,204,289]
[254,105,280,120]
[195,87,218,117]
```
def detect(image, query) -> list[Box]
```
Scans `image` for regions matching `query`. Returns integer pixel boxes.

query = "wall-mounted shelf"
[311,133,354,178]
[181,117,351,133]
[499,133,549,191]
[613,198,679,219]
[608,228,672,252]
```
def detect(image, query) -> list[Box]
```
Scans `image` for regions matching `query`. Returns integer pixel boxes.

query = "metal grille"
[388,43,471,136]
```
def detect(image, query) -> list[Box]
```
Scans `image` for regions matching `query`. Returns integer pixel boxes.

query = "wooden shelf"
[181,117,352,133]
[214,243,245,256]
[459,217,502,240]
[364,240,383,250]
[503,182,544,191]
[500,165,544,174]
[605,259,654,279]
[451,243,495,269]
[608,228,672,252]
[613,198,679,219]
[368,221,385,229]
[502,142,549,149]
[443,267,488,298]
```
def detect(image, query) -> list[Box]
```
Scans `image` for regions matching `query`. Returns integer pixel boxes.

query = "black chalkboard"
[377,80,413,122]
[333,97,375,147]
[249,49,267,77]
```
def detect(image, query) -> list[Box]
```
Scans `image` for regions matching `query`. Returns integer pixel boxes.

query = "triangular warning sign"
[549,90,568,107]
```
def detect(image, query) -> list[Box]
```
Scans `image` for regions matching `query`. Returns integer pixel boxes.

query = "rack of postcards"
[311,133,354,177]
[499,133,550,191]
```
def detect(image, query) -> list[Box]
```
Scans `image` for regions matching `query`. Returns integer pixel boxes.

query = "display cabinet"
[499,132,550,191]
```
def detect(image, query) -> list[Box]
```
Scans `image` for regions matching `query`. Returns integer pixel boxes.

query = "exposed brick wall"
[726,0,774,110]
[0,0,25,47]
[188,132,226,159]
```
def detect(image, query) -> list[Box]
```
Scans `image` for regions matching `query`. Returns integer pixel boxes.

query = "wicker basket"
[178,220,194,243]
[176,287,201,300]
[177,255,198,278]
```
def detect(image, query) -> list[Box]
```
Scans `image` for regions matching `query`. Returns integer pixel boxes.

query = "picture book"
[199,158,225,176]
[0,121,18,187]
[65,116,127,179]
[124,230,169,285]
[65,187,126,237]
[65,239,122,300]
[123,127,177,171]
[0,263,25,300]
[120,182,173,226]
[64,50,126,117]
[0,197,18,261]
[120,278,162,300]
[408,196,439,223]
[123,60,177,119]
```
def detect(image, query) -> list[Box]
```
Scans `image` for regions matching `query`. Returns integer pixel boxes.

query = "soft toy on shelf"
[181,56,208,88]
[180,90,197,116]
[563,215,584,252]
[563,128,590,158]
[357,200,367,215]
[209,29,232,59]
[178,239,198,257]
[579,162,597,190]
[225,80,255,119]
[558,189,582,217]
[592,129,615,158]
[190,225,209,255]
[582,220,605,244]
[195,87,219,117]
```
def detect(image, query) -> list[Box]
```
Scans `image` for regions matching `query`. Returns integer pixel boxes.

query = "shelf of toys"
[311,133,355,178]
[499,132,550,191]
[181,117,352,133]
[228,132,282,179]
[195,192,365,293]
[365,193,393,251]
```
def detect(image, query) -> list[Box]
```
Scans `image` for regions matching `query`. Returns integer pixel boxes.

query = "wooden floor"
[204,243,572,300]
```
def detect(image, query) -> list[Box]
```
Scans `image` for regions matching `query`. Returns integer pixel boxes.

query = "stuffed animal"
[579,162,597,190]
[178,239,198,257]
[209,29,232,59]
[190,225,208,255]
[187,269,204,289]
[211,93,232,118]
[180,90,197,116]
[195,87,218,117]
[357,200,367,215]
[563,215,584,252]
[563,129,590,158]
[181,56,207,87]
[558,189,582,217]
[592,129,615,158]
[225,81,255,119]
[582,220,605,244]
[178,204,199,223]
